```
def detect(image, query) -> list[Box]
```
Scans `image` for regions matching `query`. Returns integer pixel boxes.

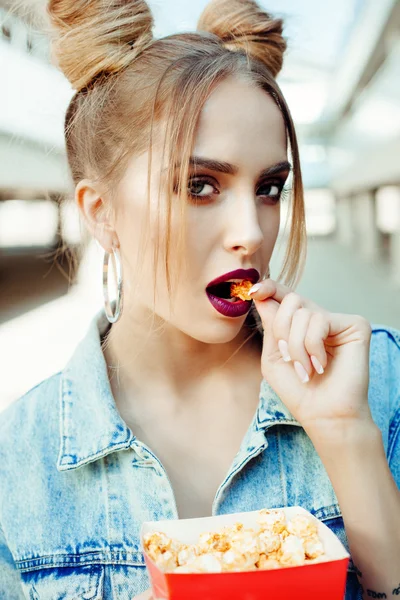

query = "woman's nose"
[224,198,264,257]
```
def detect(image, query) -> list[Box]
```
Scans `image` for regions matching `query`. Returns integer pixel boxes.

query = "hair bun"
[47,0,154,91]
[197,0,286,78]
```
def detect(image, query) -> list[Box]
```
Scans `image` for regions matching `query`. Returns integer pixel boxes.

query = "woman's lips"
[207,268,260,288]
[205,269,260,318]
[206,290,253,318]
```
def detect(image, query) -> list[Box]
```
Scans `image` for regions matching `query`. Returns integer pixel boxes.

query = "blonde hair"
[47,0,306,338]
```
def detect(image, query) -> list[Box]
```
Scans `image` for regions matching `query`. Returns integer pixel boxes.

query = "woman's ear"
[75,179,119,252]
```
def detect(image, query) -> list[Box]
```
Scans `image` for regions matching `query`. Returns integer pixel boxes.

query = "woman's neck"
[102,310,262,408]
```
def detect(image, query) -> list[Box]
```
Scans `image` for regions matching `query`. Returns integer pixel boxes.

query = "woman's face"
[114,75,289,344]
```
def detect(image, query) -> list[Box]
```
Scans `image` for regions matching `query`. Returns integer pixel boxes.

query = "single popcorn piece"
[231,528,259,554]
[198,531,231,553]
[177,544,198,566]
[169,537,184,554]
[197,531,213,550]
[222,522,243,535]
[143,531,180,562]
[143,531,170,553]
[230,280,254,301]
[303,535,325,560]
[256,553,281,570]
[230,528,260,567]
[280,528,290,541]
[181,553,223,573]
[222,548,248,571]
[287,515,318,539]
[258,529,281,554]
[154,550,178,572]
[222,548,257,572]
[279,535,306,566]
[258,509,287,534]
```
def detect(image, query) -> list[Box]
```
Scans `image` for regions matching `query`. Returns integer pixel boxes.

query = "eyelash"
[182,177,289,205]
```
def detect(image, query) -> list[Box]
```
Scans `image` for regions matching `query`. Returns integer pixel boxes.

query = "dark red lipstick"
[207,269,260,289]
[206,268,260,318]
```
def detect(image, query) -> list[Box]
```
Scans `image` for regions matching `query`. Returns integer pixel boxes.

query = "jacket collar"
[57,306,134,471]
[57,306,300,472]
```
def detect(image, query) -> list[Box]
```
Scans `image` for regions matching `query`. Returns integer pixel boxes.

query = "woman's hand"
[249,279,374,445]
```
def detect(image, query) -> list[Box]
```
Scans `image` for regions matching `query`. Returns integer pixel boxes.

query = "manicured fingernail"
[294,361,309,383]
[278,339,291,362]
[311,355,324,375]
[248,283,262,295]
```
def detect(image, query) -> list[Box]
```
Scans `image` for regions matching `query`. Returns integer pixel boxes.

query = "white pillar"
[353,192,380,260]
[376,186,400,287]
[336,196,355,246]
[392,232,400,287]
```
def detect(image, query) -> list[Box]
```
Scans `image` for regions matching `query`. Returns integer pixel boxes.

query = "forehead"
[193,75,287,170]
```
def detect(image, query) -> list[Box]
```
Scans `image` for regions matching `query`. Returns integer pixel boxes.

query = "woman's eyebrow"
[168,157,292,177]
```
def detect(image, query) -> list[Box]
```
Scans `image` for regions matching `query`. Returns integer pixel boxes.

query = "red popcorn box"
[141,506,350,600]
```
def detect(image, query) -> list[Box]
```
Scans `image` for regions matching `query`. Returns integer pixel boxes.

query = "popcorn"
[222,548,257,571]
[144,531,181,562]
[198,531,231,553]
[144,531,171,554]
[279,535,306,566]
[177,544,198,566]
[230,528,260,564]
[143,531,182,570]
[230,280,253,301]
[144,509,325,574]
[154,550,178,572]
[258,529,281,554]
[287,515,318,538]
[303,535,325,560]
[257,553,281,570]
[183,553,223,573]
[258,509,287,534]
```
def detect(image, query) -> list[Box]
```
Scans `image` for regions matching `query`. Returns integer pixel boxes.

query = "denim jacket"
[0,306,399,600]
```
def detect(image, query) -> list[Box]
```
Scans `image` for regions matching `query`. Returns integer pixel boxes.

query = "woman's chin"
[186,316,249,345]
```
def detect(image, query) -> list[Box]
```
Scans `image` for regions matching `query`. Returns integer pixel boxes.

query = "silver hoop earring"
[103,245,124,323]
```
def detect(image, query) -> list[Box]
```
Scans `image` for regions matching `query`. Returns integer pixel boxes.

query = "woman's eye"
[188,179,216,200]
[258,182,283,199]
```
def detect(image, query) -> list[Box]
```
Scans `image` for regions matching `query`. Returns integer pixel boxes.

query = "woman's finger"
[249,278,292,303]
[249,279,326,314]
[254,297,281,357]
[325,312,372,342]
[304,312,329,374]
[271,292,303,359]
[286,308,314,379]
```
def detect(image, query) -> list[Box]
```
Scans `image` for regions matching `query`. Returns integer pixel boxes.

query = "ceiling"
[1,0,399,193]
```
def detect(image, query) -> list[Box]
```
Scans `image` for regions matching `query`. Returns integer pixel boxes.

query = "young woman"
[0,1,399,599]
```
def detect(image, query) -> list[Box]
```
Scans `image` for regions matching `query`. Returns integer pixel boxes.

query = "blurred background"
[1,0,399,411]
